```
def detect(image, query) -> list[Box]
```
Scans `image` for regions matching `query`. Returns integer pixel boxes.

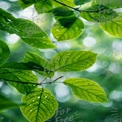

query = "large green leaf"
[80,5,118,22]
[46,51,97,71]
[52,17,84,41]
[20,88,58,122]
[0,40,10,65]
[100,14,122,37]
[34,0,52,14]
[64,78,107,102]
[18,0,35,8]
[0,8,55,49]
[0,94,20,111]
[92,0,122,9]
[0,69,37,94]
[24,52,54,77]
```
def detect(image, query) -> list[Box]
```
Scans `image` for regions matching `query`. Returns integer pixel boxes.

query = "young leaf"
[80,5,118,22]
[0,69,38,94]
[24,52,54,77]
[92,0,122,9]
[47,51,97,71]
[64,78,107,102]
[52,17,84,41]
[34,0,52,14]
[20,88,58,122]
[0,94,20,111]
[0,8,55,49]
[0,40,10,65]
[100,14,122,37]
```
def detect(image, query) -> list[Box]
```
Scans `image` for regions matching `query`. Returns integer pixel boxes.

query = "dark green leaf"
[0,40,10,65]
[0,94,20,111]
[52,7,75,20]
[20,88,58,122]
[0,62,44,71]
[75,0,91,5]
[0,69,38,94]
[80,5,118,22]
[64,78,108,102]
[100,13,122,37]
[46,51,97,71]
[52,17,84,41]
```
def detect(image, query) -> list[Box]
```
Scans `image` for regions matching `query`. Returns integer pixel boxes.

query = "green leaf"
[0,62,44,71]
[34,0,52,14]
[18,0,35,9]
[64,78,108,102]
[0,8,55,49]
[47,51,97,71]
[52,17,84,41]
[20,88,58,122]
[52,7,75,20]
[92,0,122,9]
[100,14,122,37]
[80,5,118,22]
[0,94,20,111]
[0,40,10,65]
[75,0,91,5]
[24,52,54,77]
[0,69,38,94]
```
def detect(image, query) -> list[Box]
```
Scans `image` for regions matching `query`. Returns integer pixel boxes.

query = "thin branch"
[53,0,103,13]
[1,76,64,86]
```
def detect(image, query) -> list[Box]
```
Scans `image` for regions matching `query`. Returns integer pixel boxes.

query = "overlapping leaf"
[80,5,118,22]
[92,0,122,9]
[64,78,107,102]
[0,69,37,94]
[34,0,52,14]
[20,88,58,122]
[52,17,84,41]
[0,8,55,48]
[100,14,122,37]
[46,51,97,71]
[0,40,10,65]
[24,52,54,77]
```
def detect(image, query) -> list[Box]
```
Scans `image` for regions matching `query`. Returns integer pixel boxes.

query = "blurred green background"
[0,0,122,122]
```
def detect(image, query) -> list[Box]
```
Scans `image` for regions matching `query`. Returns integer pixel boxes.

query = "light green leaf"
[34,0,52,14]
[100,14,122,37]
[0,69,37,94]
[92,0,122,9]
[47,51,97,71]
[0,8,55,49]
[64,78,108,102]
[53,0,75,7]
[24,52,54,77]
[20,88,58,122]
[0,94,20,111]
[52,17,84,41]
[0,40,10,65]
[80,5,118,22]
